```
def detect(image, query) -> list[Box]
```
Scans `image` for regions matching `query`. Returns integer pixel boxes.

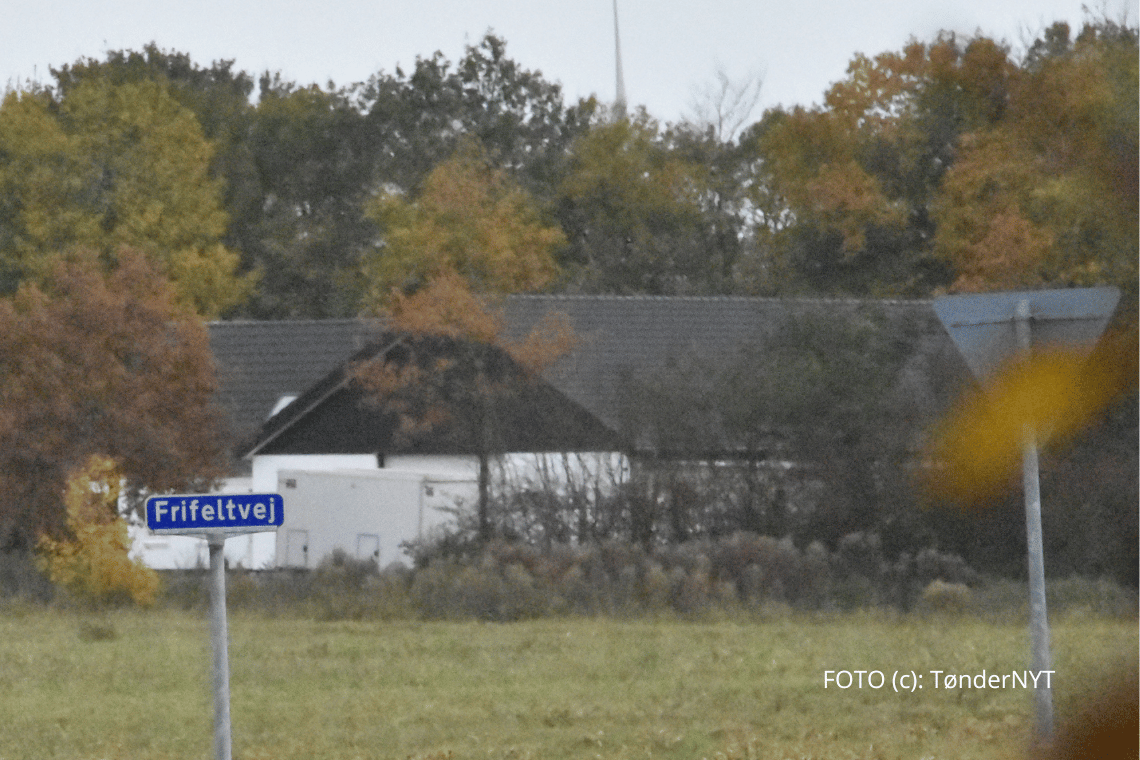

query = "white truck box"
[275,468,475,568]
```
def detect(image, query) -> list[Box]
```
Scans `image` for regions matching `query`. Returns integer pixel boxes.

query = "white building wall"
[251,453,379,492]
[131,451,626,571]
[495,452,629,494]
[383,454,479,478]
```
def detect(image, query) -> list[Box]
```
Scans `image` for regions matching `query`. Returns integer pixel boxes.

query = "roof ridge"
[506,294,933,306]
[208,317,383,326]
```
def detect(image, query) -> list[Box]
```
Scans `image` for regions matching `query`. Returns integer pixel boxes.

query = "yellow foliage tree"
[360,139,563,310]
[37,455,160,607]
[0,79,254,316]
[753,21,1136,296]
[933,22,1138,292]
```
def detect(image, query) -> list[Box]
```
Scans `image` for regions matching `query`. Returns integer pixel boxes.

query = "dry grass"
[0,604,1133,759]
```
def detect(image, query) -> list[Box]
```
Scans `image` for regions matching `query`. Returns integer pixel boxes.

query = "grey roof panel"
[206,296,972,457]
[500,295,965,429]
[209,319,384,443]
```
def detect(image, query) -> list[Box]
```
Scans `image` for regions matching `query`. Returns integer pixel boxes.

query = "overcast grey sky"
[4,0,1136,124]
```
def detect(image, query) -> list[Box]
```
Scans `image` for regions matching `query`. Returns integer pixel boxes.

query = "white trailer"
[274,468,475,569]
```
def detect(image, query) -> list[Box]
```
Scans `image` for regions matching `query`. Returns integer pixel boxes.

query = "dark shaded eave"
[239,333,622,459]
[238,333,406,458]
[209,318,386,451]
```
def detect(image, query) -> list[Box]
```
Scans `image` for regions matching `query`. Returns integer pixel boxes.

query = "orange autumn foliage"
[0,250,227,546]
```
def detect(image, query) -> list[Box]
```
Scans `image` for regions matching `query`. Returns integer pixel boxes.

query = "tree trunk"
[477,449,490,543]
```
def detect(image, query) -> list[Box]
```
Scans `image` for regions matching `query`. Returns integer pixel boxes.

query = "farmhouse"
[133,295,973,569]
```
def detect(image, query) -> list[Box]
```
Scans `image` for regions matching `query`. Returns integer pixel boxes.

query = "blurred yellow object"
[925,325,1135,504]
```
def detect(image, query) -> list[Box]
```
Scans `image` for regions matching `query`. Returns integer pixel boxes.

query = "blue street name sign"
[146,493,283,535]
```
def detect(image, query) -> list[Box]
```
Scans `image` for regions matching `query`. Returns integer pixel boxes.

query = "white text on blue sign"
[146,494,283,533]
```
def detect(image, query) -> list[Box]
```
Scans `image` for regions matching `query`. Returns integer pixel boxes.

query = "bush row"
[398,532,984,620]
[7,533,1136,622]
[156,532,1070,622]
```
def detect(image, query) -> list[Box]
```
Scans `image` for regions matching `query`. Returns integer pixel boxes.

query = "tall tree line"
[5,22,1133,315]
[0,20,1134,576]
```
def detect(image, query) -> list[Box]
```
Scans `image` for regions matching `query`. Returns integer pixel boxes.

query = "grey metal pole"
[207,533,233,760]
[1014,299,1054,741]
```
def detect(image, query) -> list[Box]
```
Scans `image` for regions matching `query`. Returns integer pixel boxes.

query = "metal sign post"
[207,532,233,760]
[1012,299,1053,737]
[933,287,1119,743]
[146,494,284,760]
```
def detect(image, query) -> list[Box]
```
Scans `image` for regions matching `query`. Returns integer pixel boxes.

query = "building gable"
[241,332,621,458]
[208,296,973,465]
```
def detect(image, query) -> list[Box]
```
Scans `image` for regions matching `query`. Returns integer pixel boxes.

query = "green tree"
[242,76,374,317]
[555,111,718,293]
[356,33,592,200]
[0,250,227,548]
[0,78,252,316]
[669,116,766,295]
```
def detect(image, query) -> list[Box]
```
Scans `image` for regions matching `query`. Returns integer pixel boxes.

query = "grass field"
[0,605,1134,760]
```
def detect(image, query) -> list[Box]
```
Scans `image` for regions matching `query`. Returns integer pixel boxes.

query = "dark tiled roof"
[208,319,384,446]
[499,295,971,430]
[241,332,620,458]
[207,296,973,460]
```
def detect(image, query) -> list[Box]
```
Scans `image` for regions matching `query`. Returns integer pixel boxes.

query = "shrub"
[151,530,1018,620]
[1046,576,1139,618]
[410,557,552,621]
[0,550,54,602]
[638,561,671,610]
[36,456,159,607]
[316,548,379,587]
[920,579,972,613]
[913,547,980,587]
[802,541,832,608]
[835,531,884,580]
[670,568,711,615]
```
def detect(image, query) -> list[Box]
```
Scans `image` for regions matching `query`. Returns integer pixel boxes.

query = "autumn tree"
[47,43,263,240]
[933,19,1138,293]
[0,250,227,549]
[354,274,581,542]
[360,139,564,307]
[234,33,586,318]
[37,455,160,606]
[743,33,999,295]
[746,17,1136,298]
[0,78,252,316]
[355,137,575,541]
[555,111,725,293]
[42,45,376,319]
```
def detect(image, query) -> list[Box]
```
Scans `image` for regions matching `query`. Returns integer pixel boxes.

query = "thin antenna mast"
[613,0,627,116]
